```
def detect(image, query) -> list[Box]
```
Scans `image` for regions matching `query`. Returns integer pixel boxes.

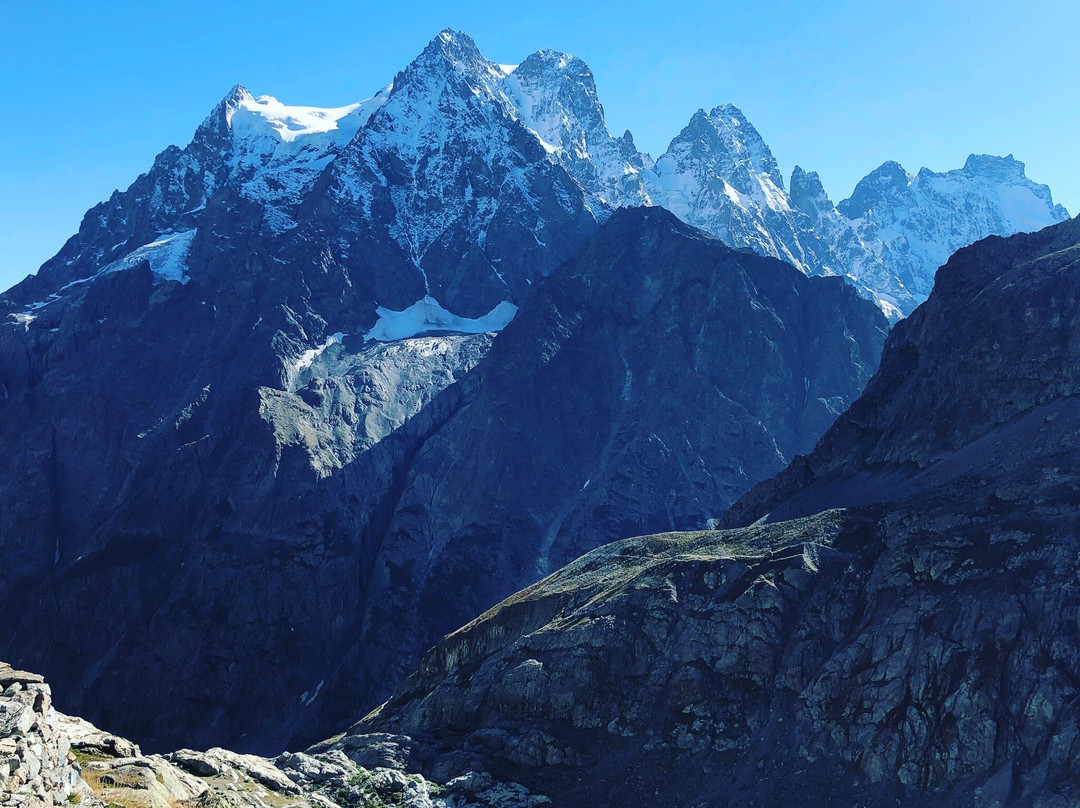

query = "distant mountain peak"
[961,152,1026,178]
[789,165,831,213]
[223,84,255,104]
[6,27,1069,321]
[520,48,585,70]
[708,102,748,120]
[409,27,491,78]
[837,153,1070,303]
[668,104,784,190]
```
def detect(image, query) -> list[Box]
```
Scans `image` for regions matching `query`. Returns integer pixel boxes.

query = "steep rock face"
[503,50,652,209]
[302,207,885,734]
[0,275,492,754]
[0,197,884,757]
[340,217,1080,807]
[304,31,599,319]
[1,30,603,325]
[647,105,835,278]
[0,30,605,753]
[789,164,902,313]
[3,85,389,312]
[726,214,1080,525]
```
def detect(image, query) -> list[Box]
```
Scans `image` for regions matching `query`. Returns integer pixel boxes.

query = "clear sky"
[1,0,1076,292]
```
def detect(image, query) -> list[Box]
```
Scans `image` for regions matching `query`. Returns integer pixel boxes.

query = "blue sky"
[1,0,1076,292]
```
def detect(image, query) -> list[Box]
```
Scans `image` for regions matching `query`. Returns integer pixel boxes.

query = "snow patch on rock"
[366,296,517,342]
[293,332,345,374]
[102,230,197,283]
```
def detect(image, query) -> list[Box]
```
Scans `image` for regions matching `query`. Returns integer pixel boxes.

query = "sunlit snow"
[293,332,345,374]
[228,89,389,145]
[231,97,365,143]
[102,230,197,283]
[365,296,518,342]
[225,86,392,231]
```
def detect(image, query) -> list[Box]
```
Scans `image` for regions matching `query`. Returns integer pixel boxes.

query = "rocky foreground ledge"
[0,663,83,806]
[1,662,547,808]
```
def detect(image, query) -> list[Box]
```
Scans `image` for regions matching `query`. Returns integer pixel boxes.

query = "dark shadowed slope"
[336,216,1080,807]
[303,207,886,741]
[0,201,885,753]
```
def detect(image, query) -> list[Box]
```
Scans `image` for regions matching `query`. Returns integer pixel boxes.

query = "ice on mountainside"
[104,230,198,283]
[292,332,345,375]
[22,230,197,315]
[365,296,518,341]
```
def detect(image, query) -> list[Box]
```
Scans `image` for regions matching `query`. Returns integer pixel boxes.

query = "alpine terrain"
[330,213,1080,807]
[0,27,1072,769]
[5,210,1080,808]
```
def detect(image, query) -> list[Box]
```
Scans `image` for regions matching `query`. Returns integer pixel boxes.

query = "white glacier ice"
[101,230,197,283]
[365,296,518,342]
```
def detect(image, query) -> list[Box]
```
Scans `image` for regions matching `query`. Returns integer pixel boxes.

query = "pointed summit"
[400,28,492,83]
[223,84,255,105]
[194,84,256,142]
[837,160,911,219]
[789,166,832,216]
[377,28,512,133]
[505,47,606,153]
[664,104,784,190]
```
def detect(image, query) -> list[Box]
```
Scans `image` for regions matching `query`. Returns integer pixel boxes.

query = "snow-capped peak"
[403,29,502,85]
[228,95,369,144]
[500,48,652,208]
[837,155,1070,303]
[789,165,831,213]
[837,160,912,219]
[21,28,1070,324]
[646,102,803,262]
[691,105,784,188]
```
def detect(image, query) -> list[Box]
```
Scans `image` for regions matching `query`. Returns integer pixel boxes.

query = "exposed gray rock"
[79,755,207,808]
[3,662,547,808]
[53,714,140,760]
[0,664,85,808]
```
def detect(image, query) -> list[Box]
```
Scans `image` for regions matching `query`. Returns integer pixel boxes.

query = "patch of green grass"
[71,748,112,766]
[321,769,403,808]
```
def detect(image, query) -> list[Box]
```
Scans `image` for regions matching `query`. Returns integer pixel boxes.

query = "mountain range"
[3,30,1067,323]
[0,27,1073,764]
[5,170,1080,808]
[345,212,1080,807]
